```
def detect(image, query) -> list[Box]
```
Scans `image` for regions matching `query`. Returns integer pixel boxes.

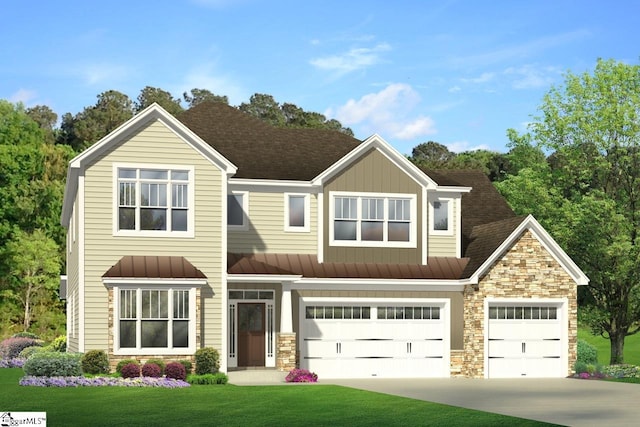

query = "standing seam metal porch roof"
[102,256,206,279]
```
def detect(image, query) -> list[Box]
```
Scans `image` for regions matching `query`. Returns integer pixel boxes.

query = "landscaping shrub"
[285,368,318,383]
[576,339,598,365]
[116,359,139,375]
[186,373,228,385]
[141,362,162,378]
[48,335,67,352]
[195,347,220,374]
[574,360,588,374]
[81,350,110,374]
[145,358,165,374]
[602,364,640,379]
[165,362,187,381]
[0,337,41,359]
[121,363,141,379]
[19,346,44,359]
[178,359,193,374]
[23,352,82,377]
[12,332,40,339]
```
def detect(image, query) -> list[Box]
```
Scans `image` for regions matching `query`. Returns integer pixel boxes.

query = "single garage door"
[300,301,448,379]
[487,304,564,378]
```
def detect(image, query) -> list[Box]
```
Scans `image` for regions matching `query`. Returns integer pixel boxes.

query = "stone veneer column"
[462,230,578,378]
[276,333,297,371]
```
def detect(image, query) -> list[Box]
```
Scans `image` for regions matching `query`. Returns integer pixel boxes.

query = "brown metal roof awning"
[227,253,469,280]
[103,256,206,279]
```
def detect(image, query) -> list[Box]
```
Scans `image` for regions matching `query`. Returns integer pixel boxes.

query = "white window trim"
[112,163,195,238]
[430,196,454,236]
[113,284,197,356]
[329,191,417,248]
[284,193,310,232]
[227,191,249,231]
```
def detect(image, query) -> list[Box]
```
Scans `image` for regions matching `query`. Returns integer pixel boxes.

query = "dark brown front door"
[238,303,265,367]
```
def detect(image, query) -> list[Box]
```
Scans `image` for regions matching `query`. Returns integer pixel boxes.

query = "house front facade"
[61,102,588,379]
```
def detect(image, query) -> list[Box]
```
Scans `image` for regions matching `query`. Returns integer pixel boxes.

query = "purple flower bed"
[0,358,26,368]
[19,376,190,388]
[285,368,318,383]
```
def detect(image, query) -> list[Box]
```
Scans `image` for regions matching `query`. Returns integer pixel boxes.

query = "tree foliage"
[136,86,184,115]
[499,59,640,363]
[183,88,228,108]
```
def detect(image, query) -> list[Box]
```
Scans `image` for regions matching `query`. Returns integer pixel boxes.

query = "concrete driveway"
[325,377,640,426]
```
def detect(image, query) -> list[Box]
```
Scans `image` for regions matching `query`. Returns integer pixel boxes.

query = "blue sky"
[1,0,638,155]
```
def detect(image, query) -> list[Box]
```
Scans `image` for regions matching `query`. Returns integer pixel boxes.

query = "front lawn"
[0,369,552,426]
[578,328,640,365]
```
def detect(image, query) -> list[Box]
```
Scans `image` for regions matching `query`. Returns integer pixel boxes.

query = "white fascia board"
[102,278,208,286]
[311,134,437,188]
[229,178,320,193]
[227,274,303,283]
[470,214,589,286]
[292,278,468,292]
[434,186,472,193]
[62,104,239,224]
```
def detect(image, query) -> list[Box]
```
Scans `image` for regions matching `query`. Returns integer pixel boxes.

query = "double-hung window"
[118,287,195,354]
[331,192,416,247]
[116,166,192,236]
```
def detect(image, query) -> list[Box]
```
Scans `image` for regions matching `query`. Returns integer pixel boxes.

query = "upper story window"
[330,191,416,248]
[115,166,193,237]
[431,198,453,235]
[227,191,248,230]
[285,193,310,232]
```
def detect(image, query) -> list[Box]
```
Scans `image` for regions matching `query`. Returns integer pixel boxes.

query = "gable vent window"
[330,192,416,247]
[116,167,191,235]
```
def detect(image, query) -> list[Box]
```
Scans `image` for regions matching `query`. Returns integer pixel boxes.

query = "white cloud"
[446,141,490,153]
[310,43,391,76]
[448,85,461,93]
[504,64,560,89]
[9,89,38,105]
[67,62,133,86]
[327,83,436,140]
[461,72,495,84]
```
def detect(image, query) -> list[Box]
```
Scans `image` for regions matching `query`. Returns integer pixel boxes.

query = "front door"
[238,303,265,367]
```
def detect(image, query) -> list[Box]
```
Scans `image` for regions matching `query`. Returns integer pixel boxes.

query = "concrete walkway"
[226,371,640,426]
[326,377,640,426]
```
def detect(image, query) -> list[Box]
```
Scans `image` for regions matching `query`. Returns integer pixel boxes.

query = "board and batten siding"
[294,290,463,350]
[427,195,459,257]
[81,119,225,353]
[228,192,317,254]
[323,148,423,264]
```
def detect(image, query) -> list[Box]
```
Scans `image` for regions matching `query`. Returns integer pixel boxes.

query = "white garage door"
[487,304,564,378]
[300,301,449,379]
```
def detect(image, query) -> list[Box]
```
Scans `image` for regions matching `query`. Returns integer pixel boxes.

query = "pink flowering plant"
[285,368,318,383]
[19,375,190,388]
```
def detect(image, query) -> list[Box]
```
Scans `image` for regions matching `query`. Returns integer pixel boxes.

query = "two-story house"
[61,102,587,379]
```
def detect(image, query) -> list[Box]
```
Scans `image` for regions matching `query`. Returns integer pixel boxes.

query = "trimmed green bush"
[574,360,588,374]
[18,346,44,359]
[23,352,82,377]
[12,332,39,339]
[178,359,193,374]
[116,359,139,375]
[48,335,67,352]
[195,347,220,375]
[145,358,165,374]
[577,339,598,365]
[187,373,228,385]
[81,350,110,374]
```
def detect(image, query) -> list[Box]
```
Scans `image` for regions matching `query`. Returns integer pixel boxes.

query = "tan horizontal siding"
[82,119,224,352]
[428,197,458,257]
[228,192,317,254]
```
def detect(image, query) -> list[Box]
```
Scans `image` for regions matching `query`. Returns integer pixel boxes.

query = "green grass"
[0,369,553,427]
[578,327,640,365]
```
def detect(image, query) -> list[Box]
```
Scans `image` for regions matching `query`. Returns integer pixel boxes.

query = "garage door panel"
[524,339,562,357]
[302,339,337,356]
[411,340,445,357]
[488,340,523,357]
[488,358,525,378]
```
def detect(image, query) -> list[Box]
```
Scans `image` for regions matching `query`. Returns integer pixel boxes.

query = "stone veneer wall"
[462,230,578,378]
[276,333,296,371]
[450,350,464,377]
[106,287,201,372]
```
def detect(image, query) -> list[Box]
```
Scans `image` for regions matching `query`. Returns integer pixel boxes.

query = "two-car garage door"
[487,303,565,378]
[300,299,449,379]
